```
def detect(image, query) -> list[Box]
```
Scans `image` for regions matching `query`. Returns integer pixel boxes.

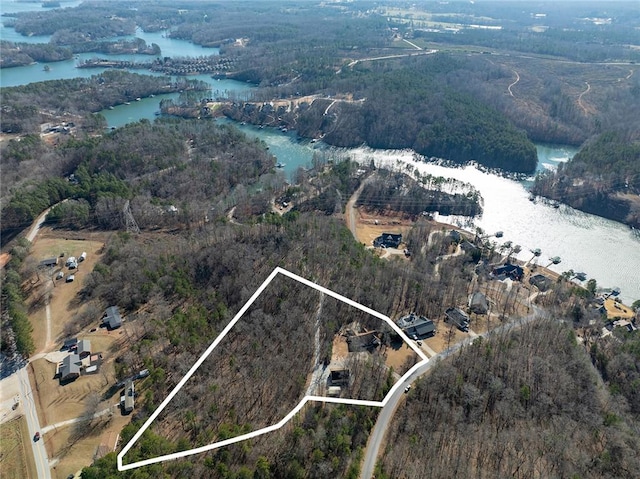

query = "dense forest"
[1,2,639,477]
[0,40,72,67]
[70,200,495,478]
[0,119,275,243]
[377,319,640,479]
[227,54,538,173]
[4,0,638,179]
[0,39,159,68]
[356,169,482,218]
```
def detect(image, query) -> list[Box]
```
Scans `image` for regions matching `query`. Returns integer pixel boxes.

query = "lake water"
[345,147,640,305]
[2,2,639,304]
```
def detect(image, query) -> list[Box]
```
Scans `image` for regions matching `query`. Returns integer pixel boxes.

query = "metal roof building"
[104,306,122,329]
[60,354,81,382]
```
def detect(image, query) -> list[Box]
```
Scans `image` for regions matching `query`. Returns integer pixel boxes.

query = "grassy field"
[22,228,134,477]
[0,416,37,479]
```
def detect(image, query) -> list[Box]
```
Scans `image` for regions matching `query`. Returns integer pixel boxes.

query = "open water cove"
[346,147,640,304]
[106,104,640,303]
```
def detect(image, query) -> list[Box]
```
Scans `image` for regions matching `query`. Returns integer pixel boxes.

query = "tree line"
[0,71,209,134]
[0,41,73,68]
[378,319,640,479]
[533,131,640,228]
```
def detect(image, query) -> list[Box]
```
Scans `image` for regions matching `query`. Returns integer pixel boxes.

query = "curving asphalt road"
[360,308,546,479]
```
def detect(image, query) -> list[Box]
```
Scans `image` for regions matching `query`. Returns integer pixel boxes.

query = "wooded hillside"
[378,319,640,479]
[533,132,640,228]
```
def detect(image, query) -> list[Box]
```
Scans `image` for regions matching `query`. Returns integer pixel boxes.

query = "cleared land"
[21,228,133,479]
[0,416,37,479]
[26,230,107,352]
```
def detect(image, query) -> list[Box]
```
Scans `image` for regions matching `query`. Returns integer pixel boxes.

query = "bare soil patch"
[424,321,466,354]
[383,342,416,372]
[331,334,349,362]
[353,208,413,246]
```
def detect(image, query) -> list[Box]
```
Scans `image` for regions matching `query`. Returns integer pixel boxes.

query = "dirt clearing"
[26,229,107,352]
[353,209,413,246]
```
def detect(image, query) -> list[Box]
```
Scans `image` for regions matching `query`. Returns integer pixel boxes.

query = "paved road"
[26,206,55,243]
[344,49,437,69]
[17,367,51,479]
[360,309,545,479]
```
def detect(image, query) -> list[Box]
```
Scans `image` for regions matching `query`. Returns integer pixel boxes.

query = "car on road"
[404,385,411,394]
[33,431,40,441]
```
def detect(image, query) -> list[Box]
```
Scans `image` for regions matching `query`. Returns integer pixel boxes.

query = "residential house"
[122,379,135,414]
[103,306,122,330]
[492,263,524,281]
[445,307,470,332]
[460,240,479,254]
[449,230,462,242]
[60,354,81,382]
[329,369,350,387]
[77,339,91,359]
[397,312,436,339]
[529,273,552,291]
[346,331,381,353]
[63,337,78,350]
[373,233,402,249]
[468,292,489,314]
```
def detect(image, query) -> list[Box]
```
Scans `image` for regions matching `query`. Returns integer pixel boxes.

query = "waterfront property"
[492,263,524,281]
[529,273,552,291]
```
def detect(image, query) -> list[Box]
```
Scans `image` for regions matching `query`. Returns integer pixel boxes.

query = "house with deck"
[397,312,436,339]
[373,233,402,249]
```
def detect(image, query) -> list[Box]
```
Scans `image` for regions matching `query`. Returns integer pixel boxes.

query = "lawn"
[0,416,37,479]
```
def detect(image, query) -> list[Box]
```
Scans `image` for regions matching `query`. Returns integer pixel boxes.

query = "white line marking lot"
[118,267,428,471]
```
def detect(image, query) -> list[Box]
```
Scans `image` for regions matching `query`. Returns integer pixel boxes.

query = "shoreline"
[346,147,640,305]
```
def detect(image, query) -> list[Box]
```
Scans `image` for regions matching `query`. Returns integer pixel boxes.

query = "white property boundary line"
[118,267,429,471]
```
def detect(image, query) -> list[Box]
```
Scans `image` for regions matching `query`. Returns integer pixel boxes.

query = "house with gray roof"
[77,339,91,359]
[445,308,470,332]
[60,354,81,382]
[468,292,489,314]
[103,306,122,330]
[397,312,436,339]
